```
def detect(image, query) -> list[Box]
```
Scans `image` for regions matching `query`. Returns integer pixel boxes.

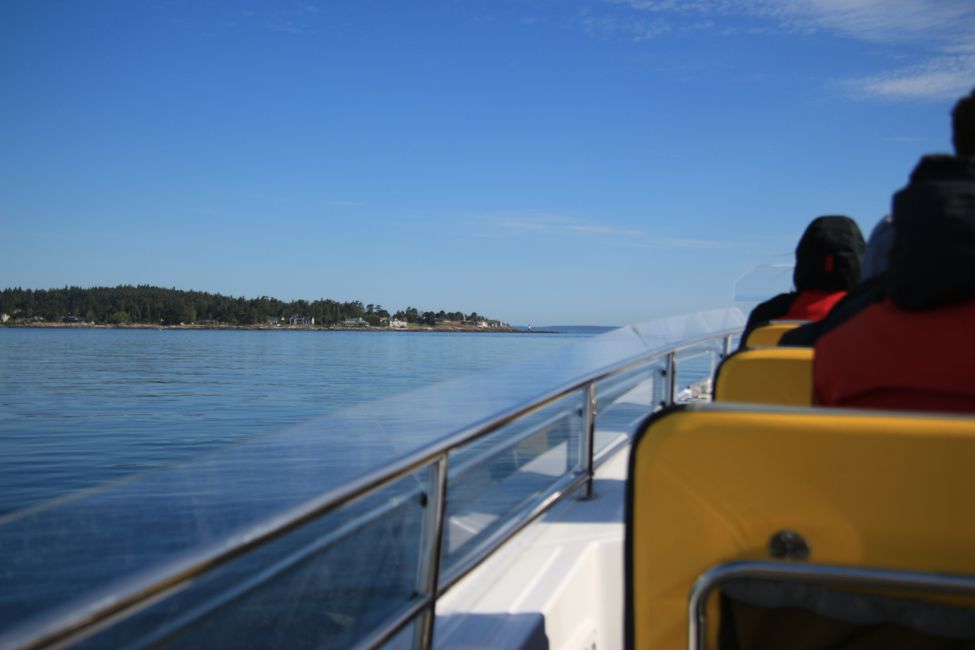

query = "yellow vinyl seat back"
[743,321,806,348]
[713,347,813,407]
[625,404,975,650]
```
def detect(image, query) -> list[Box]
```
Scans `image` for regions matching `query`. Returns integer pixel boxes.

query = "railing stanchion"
[722,334,733,359]
[653,364,665,409]
[415,454,449,650]
[580,382,597,499]
[666,352,677,405]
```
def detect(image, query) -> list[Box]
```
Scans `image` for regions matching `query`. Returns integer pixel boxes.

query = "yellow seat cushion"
[713,347,813,407]
[626,405,975,649]
[744,321,806,348]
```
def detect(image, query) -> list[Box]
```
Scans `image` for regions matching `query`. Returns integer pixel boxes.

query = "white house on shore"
[288,315,314,326]
[387,318,408,329]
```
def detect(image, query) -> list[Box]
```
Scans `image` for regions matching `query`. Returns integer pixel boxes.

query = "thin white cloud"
[580,11,671,42]
[944,34,975,55]
[242,5,323,35]
[568,225,646,236]
[613,0,975,43]
[768,0,975,44]
[604,0,975,101]
[498,220,551,232]
[493,213,645,237]
[636,236,732,249]
[495,214,563,232]
[883,135,927,143]
[845,55,975,101]
[270,20,304,34]
[321,199,366,208]
[489,213,733,249]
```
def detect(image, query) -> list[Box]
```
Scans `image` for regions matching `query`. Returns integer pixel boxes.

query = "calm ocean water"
[0,328,603,517]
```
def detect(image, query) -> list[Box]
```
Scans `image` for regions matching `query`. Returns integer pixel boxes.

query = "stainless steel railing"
[4,310,743,650]
[688,561,975,650]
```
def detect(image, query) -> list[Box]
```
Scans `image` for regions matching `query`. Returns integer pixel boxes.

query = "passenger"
[860,214,895,281]
[740,215,865,347]
[779,215,891,347]
[813,88,975,413]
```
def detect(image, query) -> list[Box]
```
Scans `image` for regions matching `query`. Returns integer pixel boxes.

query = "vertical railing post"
[666,351,677,405]
[711,334,735,380]
[652,363,666,409]
[414,455,448,650]
[579,382,597,499]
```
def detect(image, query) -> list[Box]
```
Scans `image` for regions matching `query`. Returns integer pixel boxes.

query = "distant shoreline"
[0,322,558,334]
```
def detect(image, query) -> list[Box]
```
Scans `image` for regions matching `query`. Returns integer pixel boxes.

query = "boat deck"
[434,385,649,649]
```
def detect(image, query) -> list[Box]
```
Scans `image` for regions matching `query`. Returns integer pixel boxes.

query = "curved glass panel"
[0,309,743,649]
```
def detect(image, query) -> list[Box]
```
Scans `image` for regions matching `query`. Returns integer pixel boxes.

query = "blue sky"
[2,1,974,325]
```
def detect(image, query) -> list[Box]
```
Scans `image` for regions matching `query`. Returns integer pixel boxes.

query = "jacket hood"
[860,215,894,281]
[793,216,865,292]
[888,155,975,310]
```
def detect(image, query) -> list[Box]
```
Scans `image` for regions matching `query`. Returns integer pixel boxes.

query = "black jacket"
[741,293,799,346]
[782,154,975,346]
[887,155,975,310]
[740,216,864,347]
[779,275,885,346]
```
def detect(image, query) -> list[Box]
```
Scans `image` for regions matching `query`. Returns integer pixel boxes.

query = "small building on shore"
[341,318,369,328]
[288,315,314,326]
[480,319,510,329]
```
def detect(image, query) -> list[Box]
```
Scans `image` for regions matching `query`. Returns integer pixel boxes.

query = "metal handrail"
[688,560,975,650]
[6,315,742,650]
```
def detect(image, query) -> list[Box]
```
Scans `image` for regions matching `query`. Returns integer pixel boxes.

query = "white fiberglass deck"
[435,386,646,650]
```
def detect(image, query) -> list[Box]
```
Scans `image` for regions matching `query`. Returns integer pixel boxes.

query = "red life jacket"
[783,289,847,321]
[814,298,975,414]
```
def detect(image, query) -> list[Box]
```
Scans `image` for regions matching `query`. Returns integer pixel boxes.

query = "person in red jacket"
[814,88,975,413]
[740,215,865,346]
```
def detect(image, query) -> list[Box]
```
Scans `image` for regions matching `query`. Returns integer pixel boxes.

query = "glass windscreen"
[0,308,743,648]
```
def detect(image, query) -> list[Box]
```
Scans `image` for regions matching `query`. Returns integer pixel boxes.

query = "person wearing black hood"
[814,88,975,413]
[778,215,892,347]
[739,215,865,347]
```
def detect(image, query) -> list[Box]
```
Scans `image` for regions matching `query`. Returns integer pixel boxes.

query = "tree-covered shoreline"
[0,286,502,328]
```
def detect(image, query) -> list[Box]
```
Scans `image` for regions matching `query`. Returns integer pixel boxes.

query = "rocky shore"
[1,321,551,334]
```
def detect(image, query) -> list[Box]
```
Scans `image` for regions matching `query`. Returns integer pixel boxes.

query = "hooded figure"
[740,215,865,346]
[887,155,975,310]
[860,215,895,282]
[779,215,893,347]
[781,86,975,351]
[813,154,975,413]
